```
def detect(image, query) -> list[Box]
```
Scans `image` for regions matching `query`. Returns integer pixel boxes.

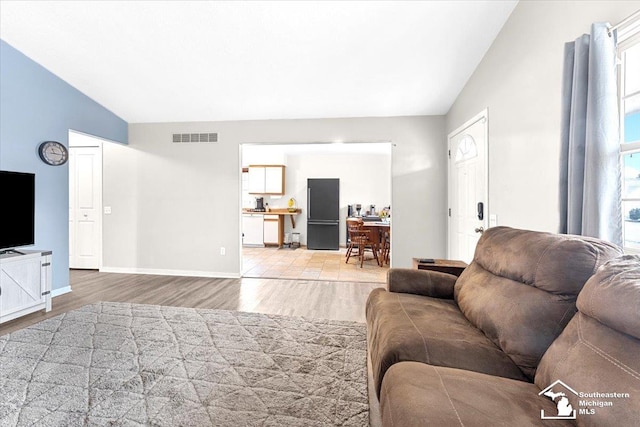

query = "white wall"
[241,143,392,245]
[103,116,445,277]
[446,0,639,233]
[280,149,391,246]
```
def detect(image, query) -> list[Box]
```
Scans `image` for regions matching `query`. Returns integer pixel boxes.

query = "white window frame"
[616,14,640,253]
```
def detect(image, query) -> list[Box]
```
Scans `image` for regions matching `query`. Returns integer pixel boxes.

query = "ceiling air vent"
[172,133,218,143]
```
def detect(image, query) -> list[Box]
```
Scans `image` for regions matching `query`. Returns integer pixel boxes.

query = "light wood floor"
[0,269,386,426]
[0,269,384,336]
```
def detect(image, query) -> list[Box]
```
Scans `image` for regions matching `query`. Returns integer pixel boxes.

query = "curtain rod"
[608,9,640,36]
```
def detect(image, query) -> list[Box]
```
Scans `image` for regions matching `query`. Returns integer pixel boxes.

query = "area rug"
[0,302,368,426]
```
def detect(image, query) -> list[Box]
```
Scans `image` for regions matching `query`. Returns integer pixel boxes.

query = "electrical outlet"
[489,214,497,227]
[104,206,112,214]
[220,247,226,256]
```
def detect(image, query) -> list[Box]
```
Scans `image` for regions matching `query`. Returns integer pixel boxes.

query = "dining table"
[361,221,391,266]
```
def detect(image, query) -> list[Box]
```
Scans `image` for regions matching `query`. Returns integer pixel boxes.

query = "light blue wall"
[0,39,128,292]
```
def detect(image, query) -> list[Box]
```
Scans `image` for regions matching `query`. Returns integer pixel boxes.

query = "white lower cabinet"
[0,250,52,324]
[263,215,279,245]
[242,215,264,246]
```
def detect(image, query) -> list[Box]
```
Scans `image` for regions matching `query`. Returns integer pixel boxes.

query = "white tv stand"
[0,250,52,324]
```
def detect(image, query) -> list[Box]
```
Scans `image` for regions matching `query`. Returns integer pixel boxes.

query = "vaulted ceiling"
[0,1,518,123]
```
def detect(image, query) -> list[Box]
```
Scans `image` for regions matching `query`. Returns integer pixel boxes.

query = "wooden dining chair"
[346,218,379,267]
[380,226,390,265]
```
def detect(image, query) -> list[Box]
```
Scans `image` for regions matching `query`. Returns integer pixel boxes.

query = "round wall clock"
[38,141,69,166]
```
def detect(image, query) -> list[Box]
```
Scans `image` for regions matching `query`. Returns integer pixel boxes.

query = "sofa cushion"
[535,255,640,426]
[455,227,621,379]
[366,288,527,397]
[380,362,563,427]
[576,255,640,339]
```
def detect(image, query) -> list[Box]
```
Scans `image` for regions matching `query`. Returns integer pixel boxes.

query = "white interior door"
[448,111,488,263]
[69,139,102,269]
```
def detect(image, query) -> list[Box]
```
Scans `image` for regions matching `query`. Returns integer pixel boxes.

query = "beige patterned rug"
[0,302,368,426]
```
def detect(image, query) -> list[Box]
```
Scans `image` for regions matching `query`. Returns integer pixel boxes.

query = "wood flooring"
[0,269,385,426]
[0,269,384,336]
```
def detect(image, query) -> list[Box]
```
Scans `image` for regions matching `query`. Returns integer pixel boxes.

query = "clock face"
[38,141,69,166]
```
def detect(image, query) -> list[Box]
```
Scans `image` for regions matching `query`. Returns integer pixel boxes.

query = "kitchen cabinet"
[242,214,264,246]
[263,215,279,245]
[242,209,302,248]
[248,165,285,195]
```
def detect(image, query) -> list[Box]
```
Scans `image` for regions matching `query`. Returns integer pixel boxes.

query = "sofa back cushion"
[454,226,621,379]
[535,255,640,426]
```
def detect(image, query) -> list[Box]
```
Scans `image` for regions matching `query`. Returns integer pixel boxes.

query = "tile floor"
[242,246,389,283]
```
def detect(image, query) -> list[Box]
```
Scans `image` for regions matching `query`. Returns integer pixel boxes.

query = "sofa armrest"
[387,268,458,299]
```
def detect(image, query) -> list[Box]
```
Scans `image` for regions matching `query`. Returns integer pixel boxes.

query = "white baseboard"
[52,286,72,297]
[99,266,241,279]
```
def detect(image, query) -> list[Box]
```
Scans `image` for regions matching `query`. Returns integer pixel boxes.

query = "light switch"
[104,206,112,215]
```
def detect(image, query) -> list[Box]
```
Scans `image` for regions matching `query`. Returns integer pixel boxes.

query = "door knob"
[475,227,484,234]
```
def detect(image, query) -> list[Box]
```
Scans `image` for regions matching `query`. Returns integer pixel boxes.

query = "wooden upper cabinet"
[248,165,285,195]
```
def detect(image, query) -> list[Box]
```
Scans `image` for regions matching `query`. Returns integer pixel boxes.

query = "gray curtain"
[559,22,622,247]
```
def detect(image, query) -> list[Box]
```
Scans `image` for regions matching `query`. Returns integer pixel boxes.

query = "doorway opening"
[240,142,393,283]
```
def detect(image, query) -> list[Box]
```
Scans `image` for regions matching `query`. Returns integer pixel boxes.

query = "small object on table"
[418,258,435,264]
[287,197,297,212]
[412,258,468,277]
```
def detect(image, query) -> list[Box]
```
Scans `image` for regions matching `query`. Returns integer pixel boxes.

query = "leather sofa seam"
[396,293,431,363]
[532,239,563,288]
[590,242,601,275]
[434,367,465,426]
[549,331,581,382]
[535,305,577,377]
[584,242,601,318]
[381,378,396,427]
[552,305,577,340]
[577,315,640,381]
[586,273,598,318]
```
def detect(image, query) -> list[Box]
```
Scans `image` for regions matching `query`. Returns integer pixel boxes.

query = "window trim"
[617,14,640,253]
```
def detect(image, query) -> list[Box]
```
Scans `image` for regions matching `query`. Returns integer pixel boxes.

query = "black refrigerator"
[307,178,340,250]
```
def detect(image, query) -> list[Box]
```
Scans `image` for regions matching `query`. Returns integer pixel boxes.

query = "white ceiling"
[0,1,518,123]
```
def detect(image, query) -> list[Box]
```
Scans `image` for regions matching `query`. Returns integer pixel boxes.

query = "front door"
[69,142,102,269]
[448,110,488,263]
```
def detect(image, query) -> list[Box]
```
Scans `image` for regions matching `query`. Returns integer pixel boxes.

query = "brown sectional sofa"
[366,226,636,426]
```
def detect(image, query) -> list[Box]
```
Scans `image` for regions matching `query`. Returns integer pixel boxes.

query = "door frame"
[238,141,394,276]
[447,109,489,259]
[68,130,104,269]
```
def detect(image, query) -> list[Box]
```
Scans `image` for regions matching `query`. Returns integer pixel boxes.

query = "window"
[454,135,478,162]
[617,14,640,252]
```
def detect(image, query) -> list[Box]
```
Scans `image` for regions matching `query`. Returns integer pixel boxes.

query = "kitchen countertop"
[242,209,301,215]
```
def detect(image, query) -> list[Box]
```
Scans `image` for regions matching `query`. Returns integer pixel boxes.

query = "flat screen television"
[0,170,35,251]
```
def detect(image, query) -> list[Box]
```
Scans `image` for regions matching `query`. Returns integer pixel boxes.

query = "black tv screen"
[0,171,35,250]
